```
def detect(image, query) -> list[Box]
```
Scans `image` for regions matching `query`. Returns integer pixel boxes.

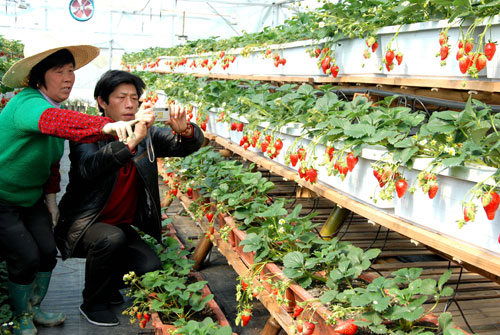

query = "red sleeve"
[38,108,114,143]
[43,162,61,194]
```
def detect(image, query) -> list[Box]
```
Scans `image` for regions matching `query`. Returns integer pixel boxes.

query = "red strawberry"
[428,183,439,199]
[274,139,283,150]
[236,123,244,132]
[231,122,237,131]
[459,57,469,74]
[241,280,248,291]
[334,319,358,335]
[209,226,215,234]
[307,168,318,183]
[261,141,269,152]
[371,41,378,52]
[293,305,304,318]
[331,64,340,78]
[290,153,299,167]
[395,52,403,65]
[186,187,193,198]
[476,54,487,72]
[303,321,315,335]
[296,320,303,333]
[297,148,307,161]
[439,32,448,46]
[200,123,207,131]
[440,45,449,61]
[482,191,500,220]
[385,49,395,65]
[395,179,408,198]
[279,58,287,66]
[143,313,150,322]
[373,169,381,181]
[241,310,252,326]
[171,188,178,196]
[137,312,142,320]
[465,41,473,54]
[314,48,321,58]
[206,212,214,222]
[485,42,497,61]
[321,56,332,71]
[346,152,358,172]
[456,48,464,61]
[326,147,335,161]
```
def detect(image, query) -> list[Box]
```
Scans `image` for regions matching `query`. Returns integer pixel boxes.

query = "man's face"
[99,83,139,121]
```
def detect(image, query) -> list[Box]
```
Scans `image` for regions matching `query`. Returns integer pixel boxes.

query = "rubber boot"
[30,272,66,326]
[7,280,37,335]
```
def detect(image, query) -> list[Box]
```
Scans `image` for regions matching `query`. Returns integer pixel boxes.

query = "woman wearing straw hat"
[0,40,154,335]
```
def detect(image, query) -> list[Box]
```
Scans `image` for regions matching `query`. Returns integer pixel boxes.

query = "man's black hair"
[28,49,75,90]
[94,70,146,114]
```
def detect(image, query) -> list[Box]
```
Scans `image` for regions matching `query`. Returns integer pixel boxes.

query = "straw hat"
[2,36,100,88]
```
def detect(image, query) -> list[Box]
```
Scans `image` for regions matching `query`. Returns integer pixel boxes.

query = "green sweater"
[0,88,64,207]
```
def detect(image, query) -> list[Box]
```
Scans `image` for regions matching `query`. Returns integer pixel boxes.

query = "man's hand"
[136,102,155,129]
[45,193,59,228]
[167,102,188,134]
[127,110,155,151]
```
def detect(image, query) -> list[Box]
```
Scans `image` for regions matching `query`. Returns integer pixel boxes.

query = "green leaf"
[283,251,305,268]
[438,311,453,331]
[394,137,416,148]
[320,289,338,304]
[438,269,452,290]
[442,155,465,167]
[344,124,376,138]
[297,84,314,95]
[433,110,459,121]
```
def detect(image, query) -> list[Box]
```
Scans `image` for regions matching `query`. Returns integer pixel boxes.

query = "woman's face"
[39,63,75,103]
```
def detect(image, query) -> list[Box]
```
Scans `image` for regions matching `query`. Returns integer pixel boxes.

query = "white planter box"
[394,161,500,255]
[378,19,487,79]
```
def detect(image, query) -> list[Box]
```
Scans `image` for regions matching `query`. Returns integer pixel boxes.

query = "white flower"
[278,227,285,234]
[222,102,227,107]
[279,218,286,225]
[179,168,187,174]
[444,146,456,156]
[418,139,427,146]
[373,300,378,304]
[318,21,325,28]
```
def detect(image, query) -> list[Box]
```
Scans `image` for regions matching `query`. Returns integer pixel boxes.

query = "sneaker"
[79,303,119,327]
[107,290,124,305]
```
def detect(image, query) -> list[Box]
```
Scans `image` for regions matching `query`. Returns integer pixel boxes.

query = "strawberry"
[428,183,439,199]
[171,188,178,196]
[321,56,332,72]
[459,56,469,74]
[326,147,335,161]
[274,139,283,150]
[243,143,249,150]
[186,187,193,198]
[290,153,299,167]
[482,191,500,220]
[440,45,449,61]
[241,309,252,326]
[209,226,215,234]
[333,319,358,335]
[331,64,340,78]
[200,123,207,131]
[395,178,408,198]
[139,319,147,328]
[439,32,448,46]
[307,168,318,183]
[297,148,307,161]
[385,49,395,65]
[236,123,244,132]
[334,319,358,335]
[293,305,304,318]
[395,52,403,65]
[261,141,269,152]
[476,54,487,72]
[296,320,304,333]
[465,41,473,54]
[137,312,143,320]
[456,48,465,61]
[279,58,287,66]
[373,169,381,181]
[241,280,248,292]
[314,48,321,58]
[371,41,378,53]
[346,152,358,172]
[143,313,150,322]
[485,42,497,61]
[206,212,214,222]
[303,321,315,335]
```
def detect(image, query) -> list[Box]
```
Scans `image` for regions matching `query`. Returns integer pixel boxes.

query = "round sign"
[69,0,94,22]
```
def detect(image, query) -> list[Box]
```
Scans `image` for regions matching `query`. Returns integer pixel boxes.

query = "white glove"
[102,120,139,143]
[45,193,59,228]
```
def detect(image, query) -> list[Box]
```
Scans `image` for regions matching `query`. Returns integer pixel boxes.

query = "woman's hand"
[45,193,59,228]
[102,120,139,142]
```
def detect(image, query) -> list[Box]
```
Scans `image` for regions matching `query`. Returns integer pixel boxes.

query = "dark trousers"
[0,198,57,284]
[77,222,162,306]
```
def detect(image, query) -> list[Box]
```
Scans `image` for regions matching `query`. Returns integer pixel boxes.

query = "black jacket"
[55,124,204,259]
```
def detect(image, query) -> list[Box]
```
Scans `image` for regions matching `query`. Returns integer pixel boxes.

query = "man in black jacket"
[55,70,204,327]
